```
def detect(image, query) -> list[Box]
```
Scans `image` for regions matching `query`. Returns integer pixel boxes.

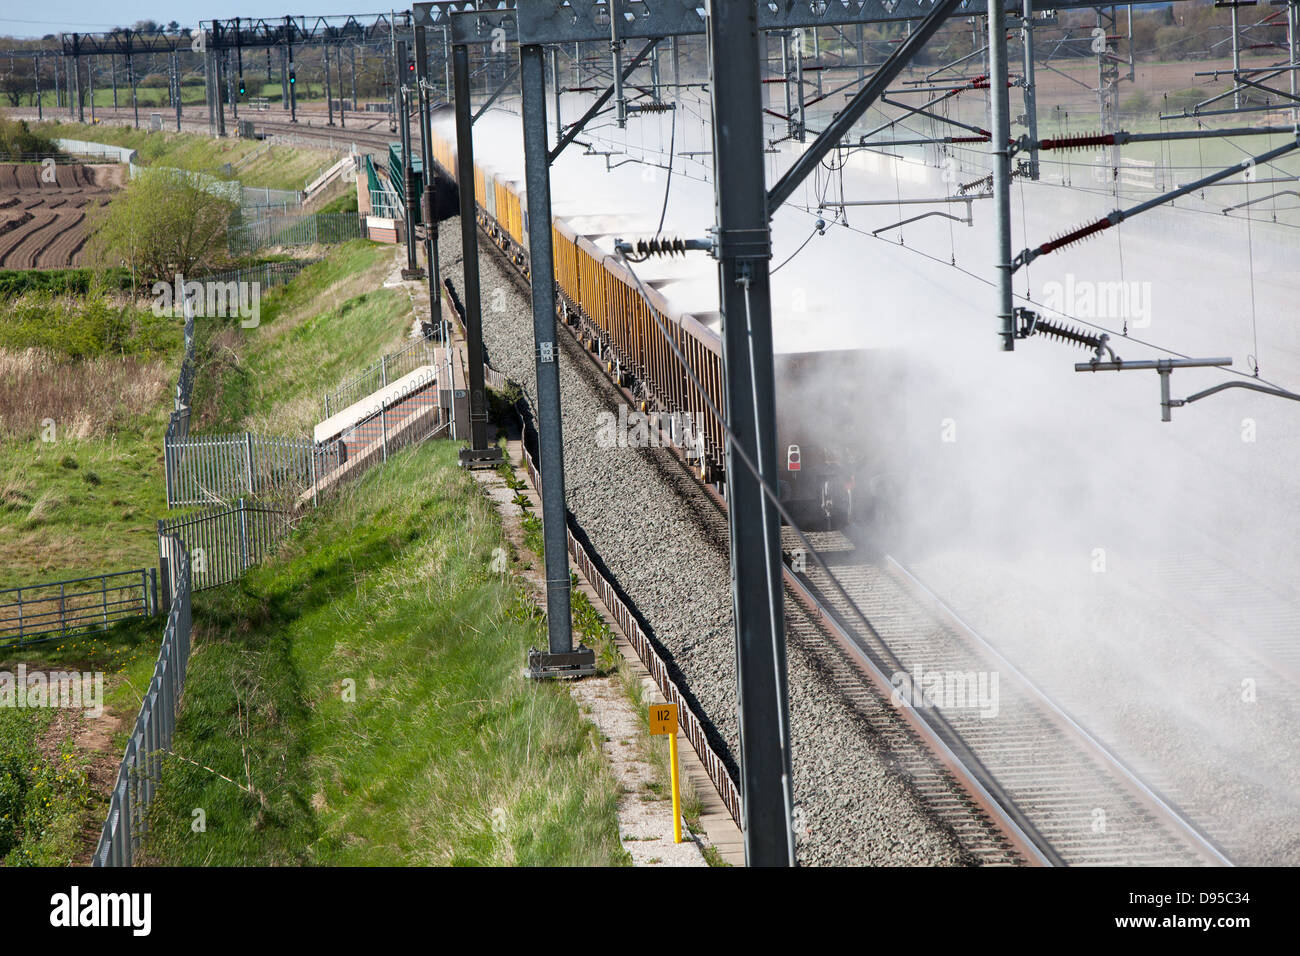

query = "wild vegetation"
[0,116,61,161]
[0,267,132,299]
[97,237,627,865]
[85,167,236,283]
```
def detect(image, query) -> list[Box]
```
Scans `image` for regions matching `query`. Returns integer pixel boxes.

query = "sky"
[1,2,387,39]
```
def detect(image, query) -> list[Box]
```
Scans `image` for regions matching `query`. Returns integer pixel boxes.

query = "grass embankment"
[0,239,408,866]
[192,239,411,436]
[142,238,625,864]
[33,121,341,192]
[0,292,180,587]
[142,445,627,865]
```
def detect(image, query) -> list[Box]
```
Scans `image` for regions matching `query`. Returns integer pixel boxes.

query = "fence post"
[158,521,172,613]
[245,433,256,495]
[60,582,67,637]
[15,586,22,642]
[103,574,109,627]
[381,354,388,388]
[238,498,249,570]
[149,568,158,616]
[381,404,388,462]
[325,392,331,420]
[310,444,318,509]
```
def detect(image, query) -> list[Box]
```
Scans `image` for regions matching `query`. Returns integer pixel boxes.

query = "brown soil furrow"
[13,165,38,190]
[0,210,34,238]
[0,211,59,268]
[39,211,88,268]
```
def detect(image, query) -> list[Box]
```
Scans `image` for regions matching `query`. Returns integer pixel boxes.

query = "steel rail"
[886,557,1234,867]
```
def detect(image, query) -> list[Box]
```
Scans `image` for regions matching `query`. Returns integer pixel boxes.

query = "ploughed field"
[0,163,121,269]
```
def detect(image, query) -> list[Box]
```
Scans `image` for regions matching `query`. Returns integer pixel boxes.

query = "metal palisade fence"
[93,544,192,868]
[158,501,294,593]
[323,336,441,420]
[195,258,319,294]
[228,212,366,256]
[0,569,158,648]
[164,432,331,508]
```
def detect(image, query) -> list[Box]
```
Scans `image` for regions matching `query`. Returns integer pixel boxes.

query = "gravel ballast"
[435,225,985,865]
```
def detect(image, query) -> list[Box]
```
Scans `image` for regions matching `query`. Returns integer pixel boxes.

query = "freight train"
[423,109,898,530]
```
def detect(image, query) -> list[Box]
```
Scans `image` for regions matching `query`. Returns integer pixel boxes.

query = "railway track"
[257,117,396,146]
[784,529,1234,865]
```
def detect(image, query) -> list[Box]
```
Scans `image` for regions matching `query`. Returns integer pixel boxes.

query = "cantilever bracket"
[1169,380,1300,415]
[1074,357,1234,422]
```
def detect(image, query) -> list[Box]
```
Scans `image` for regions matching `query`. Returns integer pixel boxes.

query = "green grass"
[0,615,162,865]
[316,188,360,215]
[0,291,180,588]
[192,239,411,435]
[0,434,170,588]
[140,443,628,865]
[33,121,342,192]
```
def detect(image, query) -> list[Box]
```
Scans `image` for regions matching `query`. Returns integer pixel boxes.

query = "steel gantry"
[198,14,417,134]
[60,30,193,129]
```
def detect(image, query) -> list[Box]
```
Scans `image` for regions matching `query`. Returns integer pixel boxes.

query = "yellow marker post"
[649,702,682,843]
